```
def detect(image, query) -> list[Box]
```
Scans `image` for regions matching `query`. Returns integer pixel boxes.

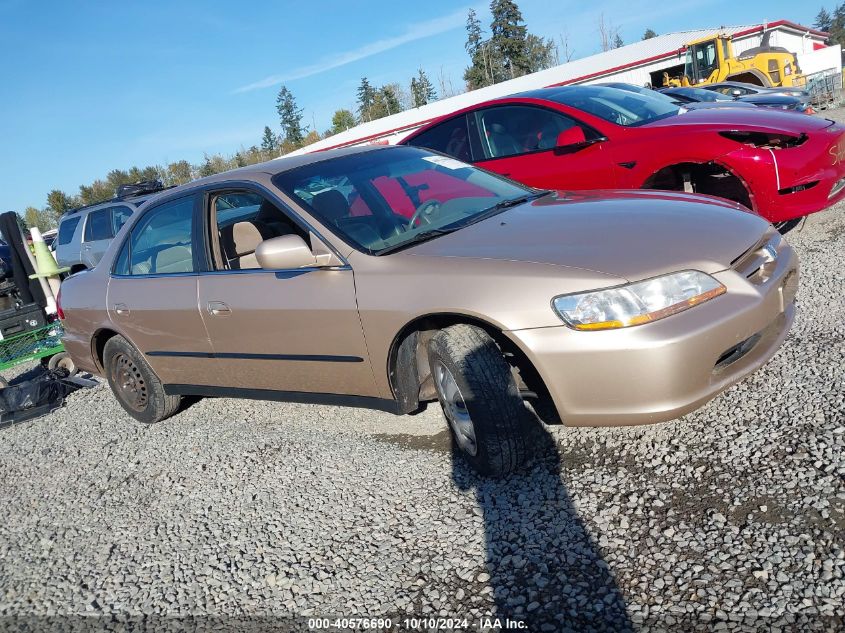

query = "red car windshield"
[546,86,681,127]
[274,146,531,255]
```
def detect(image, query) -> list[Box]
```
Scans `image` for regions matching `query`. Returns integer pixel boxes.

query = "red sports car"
[399,85,845,231]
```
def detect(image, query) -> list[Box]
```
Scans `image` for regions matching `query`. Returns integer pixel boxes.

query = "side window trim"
[110,193,200,277]
[406,113,472,162]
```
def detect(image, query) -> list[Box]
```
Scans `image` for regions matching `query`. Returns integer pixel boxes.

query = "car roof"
[706,81,763,89]
[60,148,386,220]
[143,145,399,199]
[60,191,159,221]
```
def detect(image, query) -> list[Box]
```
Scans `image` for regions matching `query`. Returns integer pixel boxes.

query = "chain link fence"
[804,68,844,109]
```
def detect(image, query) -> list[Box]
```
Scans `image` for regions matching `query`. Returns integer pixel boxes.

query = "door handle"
[207,301,231,316]
[113,303,130,316]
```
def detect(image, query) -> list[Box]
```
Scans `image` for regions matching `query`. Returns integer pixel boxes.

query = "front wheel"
[427,324,534,476]
[103,335,181,424]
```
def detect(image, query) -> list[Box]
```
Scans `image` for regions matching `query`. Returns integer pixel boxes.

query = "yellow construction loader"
[662,31,805,88]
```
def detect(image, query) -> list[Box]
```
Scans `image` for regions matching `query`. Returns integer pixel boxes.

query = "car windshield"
[274,146,534,255]
[547,86,681,127]
[676,88,728,102]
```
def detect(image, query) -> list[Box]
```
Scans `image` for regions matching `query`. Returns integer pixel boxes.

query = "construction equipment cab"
[663,32,804,88]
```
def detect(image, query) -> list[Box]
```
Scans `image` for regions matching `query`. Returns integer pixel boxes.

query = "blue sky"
[0,0,818,212]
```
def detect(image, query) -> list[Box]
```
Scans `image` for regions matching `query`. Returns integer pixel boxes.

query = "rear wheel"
[427,324,534,476]
[103,335,180,424]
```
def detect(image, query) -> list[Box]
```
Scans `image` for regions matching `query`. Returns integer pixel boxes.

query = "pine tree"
[525,34,557,73]
[46,189,77,221]
[832,4,845,46]
[613,33,624,49]
[356,77,377,121]
[261,126,277,152]
[463,9,491,89]
[642,28,657,40]
[276,85,304,147]
[490,0,529,80]
[410,68,437,107]
[330,109,356,134]
[815,7,832,32]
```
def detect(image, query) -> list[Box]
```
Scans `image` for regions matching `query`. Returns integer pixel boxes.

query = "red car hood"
[646,107,836,134]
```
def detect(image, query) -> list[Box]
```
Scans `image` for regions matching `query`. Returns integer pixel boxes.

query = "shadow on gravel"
[450,416,632,631]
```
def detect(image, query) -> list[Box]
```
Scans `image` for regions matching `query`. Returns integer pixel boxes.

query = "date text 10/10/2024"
[307,617,528,630]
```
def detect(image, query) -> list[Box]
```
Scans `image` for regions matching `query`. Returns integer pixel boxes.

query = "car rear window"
[57,216,81,246]
[84,209,114,242]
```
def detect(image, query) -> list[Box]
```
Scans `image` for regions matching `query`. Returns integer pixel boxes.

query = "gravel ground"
[0,193,843,632]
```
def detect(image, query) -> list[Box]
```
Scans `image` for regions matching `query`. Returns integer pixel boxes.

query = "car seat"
[445,127,470,161]
[224,222,263,270]
[310,190,350,223]
[154,245,193,273]
[486,122,521,157]
[254,200,296,238]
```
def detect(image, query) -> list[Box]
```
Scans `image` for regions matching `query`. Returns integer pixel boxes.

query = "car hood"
[739,94,800,105]
[646,106,834,134]
[404,191,770,282]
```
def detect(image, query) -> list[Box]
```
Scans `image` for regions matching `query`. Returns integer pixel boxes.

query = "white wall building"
[288,20,832,156]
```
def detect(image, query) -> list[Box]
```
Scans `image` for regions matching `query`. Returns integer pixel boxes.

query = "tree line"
[814,4,845,46]
[22,0,655,226]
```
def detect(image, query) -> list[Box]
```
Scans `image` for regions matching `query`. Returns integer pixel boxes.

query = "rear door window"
[405,115,472,162]
[83,209,114,242]
[57,216,81,245]
[128,196,195,275]
[112,206,133,234]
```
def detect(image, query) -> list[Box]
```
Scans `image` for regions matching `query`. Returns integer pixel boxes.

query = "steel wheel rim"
[111,353,148,412]
[433,361,477,456]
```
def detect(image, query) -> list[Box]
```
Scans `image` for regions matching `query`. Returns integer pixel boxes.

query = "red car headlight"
[719,131,807,149]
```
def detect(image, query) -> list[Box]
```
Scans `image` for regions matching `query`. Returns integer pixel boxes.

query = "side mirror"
[556,127,587,148]
[255,235,317,270]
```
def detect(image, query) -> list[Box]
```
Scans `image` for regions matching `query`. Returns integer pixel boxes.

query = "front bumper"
[729,126,845,223]
[507,244,798,426]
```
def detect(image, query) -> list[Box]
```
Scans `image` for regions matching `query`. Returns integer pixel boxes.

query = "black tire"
[427,324,533,476]
[103,335,180,424]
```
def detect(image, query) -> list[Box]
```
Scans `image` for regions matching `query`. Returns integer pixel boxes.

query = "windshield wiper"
[375,191,552,256]
[375,227,460,256]
[461,190,553,227]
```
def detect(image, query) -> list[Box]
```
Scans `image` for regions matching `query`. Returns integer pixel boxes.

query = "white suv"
[55,181,168,274]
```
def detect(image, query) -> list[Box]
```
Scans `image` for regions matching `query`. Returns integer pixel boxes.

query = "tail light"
[56,287,65,320]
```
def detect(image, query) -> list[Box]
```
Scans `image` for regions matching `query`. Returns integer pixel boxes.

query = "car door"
[107,194,215,387]
[468,104,616,190]
[195,188,377,397]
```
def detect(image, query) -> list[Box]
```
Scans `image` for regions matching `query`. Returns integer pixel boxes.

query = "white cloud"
[233,8,470,93]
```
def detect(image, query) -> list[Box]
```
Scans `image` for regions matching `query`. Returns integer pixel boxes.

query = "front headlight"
[553,270,726,331]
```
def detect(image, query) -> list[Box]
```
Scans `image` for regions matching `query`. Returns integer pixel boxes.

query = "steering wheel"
[407,199,441,229]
